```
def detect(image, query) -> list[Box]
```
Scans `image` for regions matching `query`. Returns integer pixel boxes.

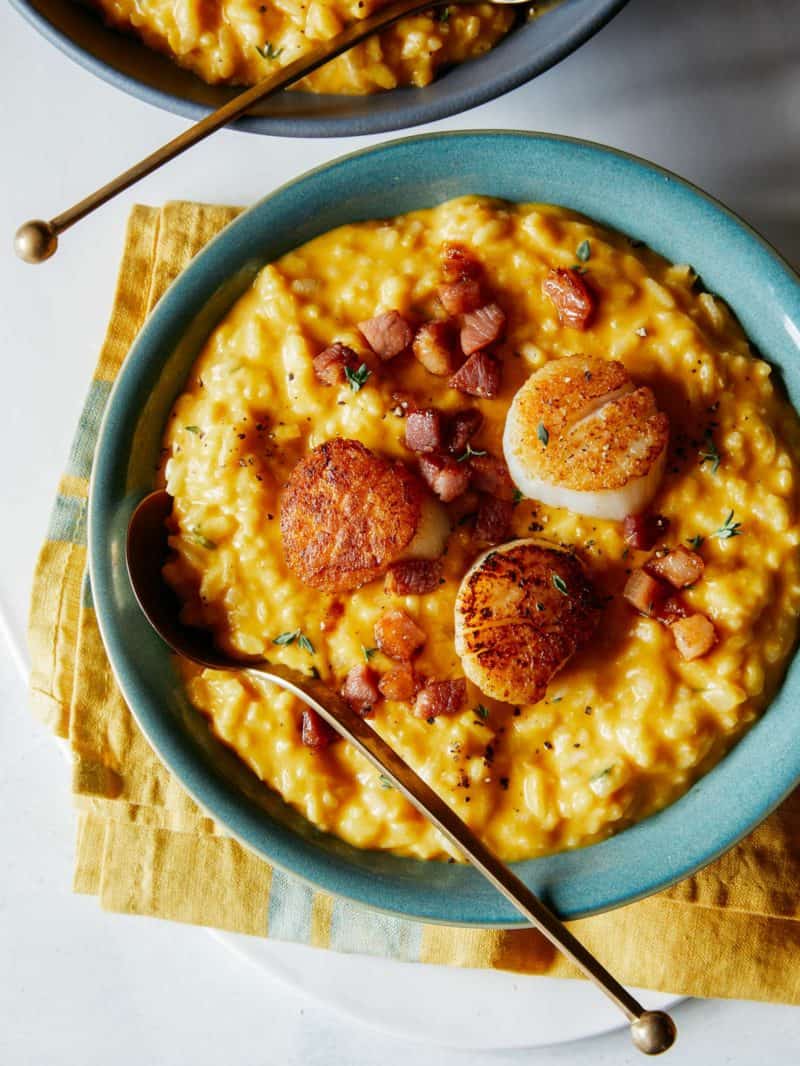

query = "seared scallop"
[454,538,601,703]
[503,356,669,520]
[281,438,447,592]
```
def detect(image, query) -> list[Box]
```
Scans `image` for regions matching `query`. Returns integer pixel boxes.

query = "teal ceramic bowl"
[89,132,800,926]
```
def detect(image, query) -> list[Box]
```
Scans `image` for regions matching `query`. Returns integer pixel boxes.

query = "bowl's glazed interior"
[12,0,628,136]
[89,132,800,925]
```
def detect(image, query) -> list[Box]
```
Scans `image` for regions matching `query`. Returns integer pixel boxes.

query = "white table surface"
[2,0,799,1061]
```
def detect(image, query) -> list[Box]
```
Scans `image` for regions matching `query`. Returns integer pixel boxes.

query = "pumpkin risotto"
[160,196,800,861]
[84,0,523,94]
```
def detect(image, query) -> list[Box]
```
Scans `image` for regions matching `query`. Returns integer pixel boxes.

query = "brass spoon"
[126,488,677,1055]
[15,0,535,263]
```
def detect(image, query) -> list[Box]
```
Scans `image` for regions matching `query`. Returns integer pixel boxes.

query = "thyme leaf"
[344,363,371,392]
[187,528,217,550]
[699,430,721,474]
[711,510,743,540]
[256,41,283,60]
[456,442,488,462]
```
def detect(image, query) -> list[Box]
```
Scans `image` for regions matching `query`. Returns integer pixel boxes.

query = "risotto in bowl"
[89,133,800,923]
[11,0,628,135]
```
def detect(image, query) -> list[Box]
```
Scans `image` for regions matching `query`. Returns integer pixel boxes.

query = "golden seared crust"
[508,356,669,492]
[518,356,630,437]
[560,388,670,491]
[455,540,601,703]
[280,438,424,592]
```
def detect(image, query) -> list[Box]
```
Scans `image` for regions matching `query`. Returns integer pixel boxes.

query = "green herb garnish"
[187,528,217,550]
[457,442,488,462]
[512,488,525,505]
[362,645,378,662]
[711,510,743,540]
[687,534,705,551]
[475,704,490,721]
[576,239,591,263]
[378,774,394,790]
[297,633,315,655]
[185,425,201,434]
[272,628,315,654]
[591,765,614,783]
[344,363,371,392]
[273,629,300,646]
[552,573,568,595]
[435,6,450,21]
[699,430,721,474]
[536,421,549,447]
[255,41,283,60]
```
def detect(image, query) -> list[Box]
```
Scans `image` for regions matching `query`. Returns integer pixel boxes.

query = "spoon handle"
[14,0,456,262]
[250,662,676,1055]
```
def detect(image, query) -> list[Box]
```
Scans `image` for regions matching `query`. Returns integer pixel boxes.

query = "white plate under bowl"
[214,930,683,1050]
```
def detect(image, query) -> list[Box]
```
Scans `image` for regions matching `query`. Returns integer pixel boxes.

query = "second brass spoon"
[126,488,677,1055]
[15,0,534,263]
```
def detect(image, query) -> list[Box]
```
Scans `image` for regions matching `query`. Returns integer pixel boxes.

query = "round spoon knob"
[15,220,58,263]
[631,1011,678,1055]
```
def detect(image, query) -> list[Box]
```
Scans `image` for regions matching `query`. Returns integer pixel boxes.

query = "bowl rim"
[88,130,800,926]
[10,0,630,137]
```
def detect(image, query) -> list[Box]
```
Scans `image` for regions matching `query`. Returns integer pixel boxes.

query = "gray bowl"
[11,0,628,136]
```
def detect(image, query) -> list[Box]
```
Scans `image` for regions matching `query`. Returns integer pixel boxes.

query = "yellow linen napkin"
[28,202,800,1002]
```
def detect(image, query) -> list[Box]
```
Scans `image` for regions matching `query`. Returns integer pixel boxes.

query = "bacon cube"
[441,242,482,283]
[622,513,670,551]
[413,678,467,719]
[460,303,506,355]
[448,350,502,399]
[341,664,380,717]
[385,559,443,596]
[313,342,360,386]
[404,408,445,453]
[446,408,483,456]
[418,454,471,502]
[378,663,420,702]
[645,546,704,589]
[542,268,595,330]
[358,310,413,361]
[374,609,426,661]
[474,495,514,544]
[671,613,717,661]
[623,569,667,617]
[438,279,483,316]
[468,453,515,501]
[412,320,457,376]
[301,709,337,751]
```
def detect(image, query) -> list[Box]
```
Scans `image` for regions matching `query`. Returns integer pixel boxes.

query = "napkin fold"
[28,202,800,1003]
